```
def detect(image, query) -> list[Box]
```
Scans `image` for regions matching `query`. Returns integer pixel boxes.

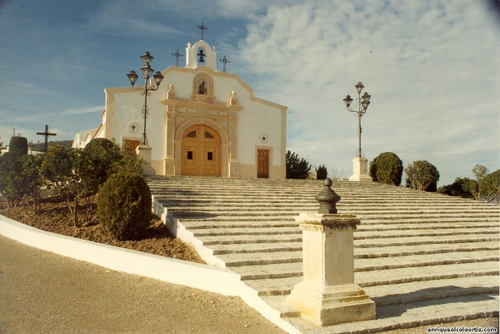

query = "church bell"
[197,49,206,63]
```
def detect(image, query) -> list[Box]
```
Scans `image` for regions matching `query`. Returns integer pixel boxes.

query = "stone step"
[155,195,497,206]
[354,241,499,259]
[166,206,498,218]
[219,248,499,270]
[207,239,499,257]
[355,235,499,248]
[241,260,499,296]
[209,242,303,255]
[171,211,498,223]
[367,276,500,306]
[358,223,499,231]
[191,227,300,237]
[186,225,495,240]
[229,248,498,286]
[357,217,500,225]
[197,233,303,245]
[196,232,497,249]
[262,276,499,318]
[180,220,298,230]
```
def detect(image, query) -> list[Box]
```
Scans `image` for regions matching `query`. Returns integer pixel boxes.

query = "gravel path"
[0,235,285,334]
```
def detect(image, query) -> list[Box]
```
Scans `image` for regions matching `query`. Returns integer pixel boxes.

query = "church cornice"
[160,97,243,112]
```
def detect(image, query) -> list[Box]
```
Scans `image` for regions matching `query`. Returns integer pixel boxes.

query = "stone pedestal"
[349,157,372,182]
[136,145,156,176]
[286,213,376,326]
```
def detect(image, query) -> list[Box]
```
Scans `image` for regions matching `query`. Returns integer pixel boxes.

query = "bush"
[9,136,28,155]
[437,177,476,199]
[0,153,42,210]
[286,151,311,179]
[98,172,151,241]
[82,138,143,193]
[405,160,440,191]
[369,152,403,186]
[315,164,328,180]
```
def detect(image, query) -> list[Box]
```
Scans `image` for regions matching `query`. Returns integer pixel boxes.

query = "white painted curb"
[0,213,242,296]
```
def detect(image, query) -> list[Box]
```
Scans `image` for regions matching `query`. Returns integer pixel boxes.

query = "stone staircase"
[148,175,499,333]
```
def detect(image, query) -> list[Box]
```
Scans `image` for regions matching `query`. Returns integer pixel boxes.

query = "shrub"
[437,177,476,199]
[82,138,143,194]
[0,153,42,210]
[369,152,403,186]
[0,153,26,207]
[286,150,311,179]
[405,160,440,191]
[9,136,28,155]
[82,138,125,194]
[315,164,328,180]
[98,172,151,241]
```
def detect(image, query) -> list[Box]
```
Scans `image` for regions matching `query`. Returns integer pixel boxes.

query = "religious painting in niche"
[198,79,207,94]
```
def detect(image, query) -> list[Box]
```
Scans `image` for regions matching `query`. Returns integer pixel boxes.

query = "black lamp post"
[127,51,164,145]
[343,82,371,158]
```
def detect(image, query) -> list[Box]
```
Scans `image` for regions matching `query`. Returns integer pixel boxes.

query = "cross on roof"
[171,49,184,67]
[219,56,230,73]
[36,124,57,153]
[197,22,208,40]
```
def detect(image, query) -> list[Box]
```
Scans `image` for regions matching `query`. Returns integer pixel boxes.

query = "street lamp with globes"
[127,51,164,145]
[343,82,371,158]
[343,82,372,182]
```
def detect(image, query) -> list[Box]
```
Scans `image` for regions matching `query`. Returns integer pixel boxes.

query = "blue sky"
[1,0,499,185]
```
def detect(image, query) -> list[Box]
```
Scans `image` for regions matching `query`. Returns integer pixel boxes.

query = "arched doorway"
[181,124,221,176]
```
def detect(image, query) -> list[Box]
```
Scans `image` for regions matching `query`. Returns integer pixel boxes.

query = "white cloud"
[236,0,499,184]
[60,106,103,116]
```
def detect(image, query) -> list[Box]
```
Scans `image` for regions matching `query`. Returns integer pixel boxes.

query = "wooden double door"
[181,124,221,176]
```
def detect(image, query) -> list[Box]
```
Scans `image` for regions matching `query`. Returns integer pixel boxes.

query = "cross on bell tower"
[36,124,57,153]
[197,22,208,40]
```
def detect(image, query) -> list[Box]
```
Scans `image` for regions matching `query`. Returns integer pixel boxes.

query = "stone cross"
[197,22,208,40]
[36,124,57,153]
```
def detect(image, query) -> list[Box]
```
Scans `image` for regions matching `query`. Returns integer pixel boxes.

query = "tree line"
[285,150,499,203]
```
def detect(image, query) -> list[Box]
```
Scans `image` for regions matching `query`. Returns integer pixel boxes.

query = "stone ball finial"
[315,178,341,214]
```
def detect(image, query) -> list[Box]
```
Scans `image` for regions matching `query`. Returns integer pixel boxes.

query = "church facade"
[74,39,287,179]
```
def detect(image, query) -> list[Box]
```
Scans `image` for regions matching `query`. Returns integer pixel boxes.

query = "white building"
[74,39,287,179]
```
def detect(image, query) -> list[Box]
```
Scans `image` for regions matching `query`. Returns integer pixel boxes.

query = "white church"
[74,35,287,179]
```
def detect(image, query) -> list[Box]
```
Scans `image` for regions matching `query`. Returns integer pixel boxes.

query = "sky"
[0,0,499,185]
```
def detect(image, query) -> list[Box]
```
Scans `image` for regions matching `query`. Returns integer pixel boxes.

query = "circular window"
[260,134,268,143]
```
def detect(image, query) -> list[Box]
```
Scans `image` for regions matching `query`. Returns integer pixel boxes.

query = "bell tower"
[185,40,219,71]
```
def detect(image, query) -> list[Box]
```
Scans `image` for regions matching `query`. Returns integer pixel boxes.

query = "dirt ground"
[0,196,205,264]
